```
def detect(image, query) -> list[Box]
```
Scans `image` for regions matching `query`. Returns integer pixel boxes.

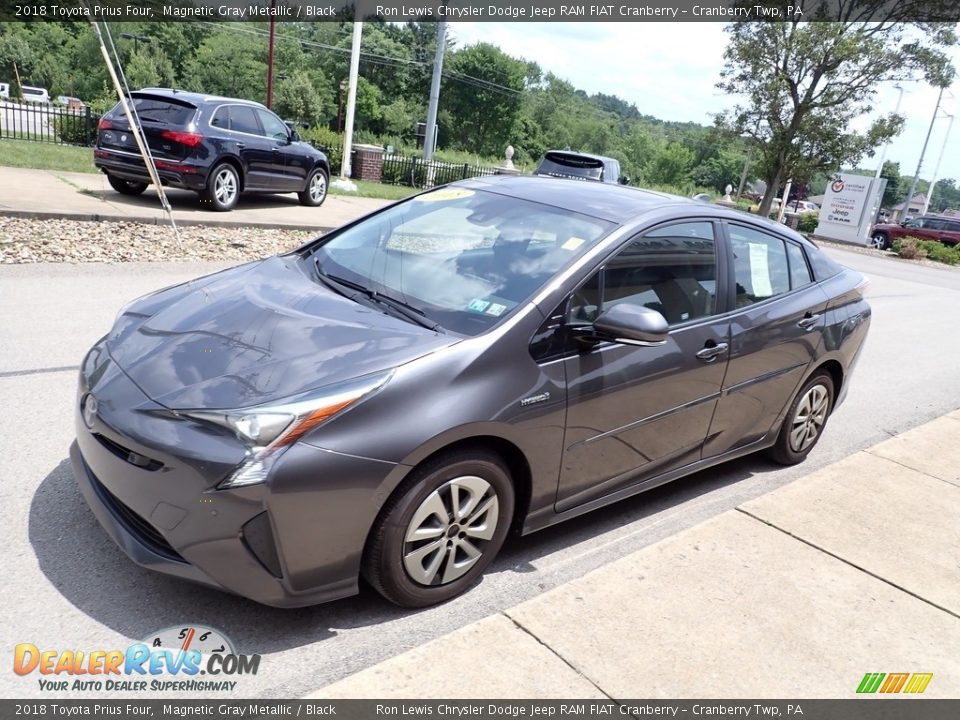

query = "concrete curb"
[0,208,335,233]
[306,410,960,699]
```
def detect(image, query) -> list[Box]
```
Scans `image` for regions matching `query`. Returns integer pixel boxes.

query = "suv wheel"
[202,163,240,212]
[869,232,890,251]
[298,167,328,207]
[107,174,148,197]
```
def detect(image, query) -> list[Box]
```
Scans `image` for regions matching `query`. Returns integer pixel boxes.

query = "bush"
[893,237,928,260]
[918,240,960,265]
[301,126,343,175]
[53,111,99,146]
[796,212,819,234]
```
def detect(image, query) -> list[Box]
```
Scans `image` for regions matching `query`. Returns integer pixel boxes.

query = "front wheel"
[107,174,147,196]
[362,450,514,607]
[768,371,835,466]
[298,167,328,207]
[869,233,890,250]
[201,162,240,212]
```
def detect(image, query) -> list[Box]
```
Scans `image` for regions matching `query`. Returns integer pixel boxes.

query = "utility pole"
[423,20,447,162]
[872,83,906,223]
[339,20,363,181]
[904,85,945,221]
[922,111,954,214]
[266,0,277,108]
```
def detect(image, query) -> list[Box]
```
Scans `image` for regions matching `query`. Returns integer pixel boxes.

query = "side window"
[785,242,813,289]
[229,105,260,135]
[924,218,946,230]
[567,221,717,326]
[257,109,289,141]
[210,106,229,129]
[729,225,790,307]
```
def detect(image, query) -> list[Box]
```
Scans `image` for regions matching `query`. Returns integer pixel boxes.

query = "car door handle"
[696,342,728,362]
[236,142,245,149]
[797,313,821,330]
[272,147,281,153]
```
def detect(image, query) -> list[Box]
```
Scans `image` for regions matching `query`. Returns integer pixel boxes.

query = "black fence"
[0,100,98,146]
[381,154,499,188]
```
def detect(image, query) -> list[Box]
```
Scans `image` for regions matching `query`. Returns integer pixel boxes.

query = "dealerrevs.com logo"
[13,625,260,693]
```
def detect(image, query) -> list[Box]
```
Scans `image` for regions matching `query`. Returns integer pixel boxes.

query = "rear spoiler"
[126,92,199,109]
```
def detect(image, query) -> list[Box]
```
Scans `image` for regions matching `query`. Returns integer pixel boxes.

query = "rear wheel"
[768,371,835,465]
[869,232,890,250]
[107,174,147,196]
[362,450,514,607]
[202,163,240,212]
[298,167,328,207]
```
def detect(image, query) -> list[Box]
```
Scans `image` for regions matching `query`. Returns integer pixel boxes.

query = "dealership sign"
[814,172,885,245]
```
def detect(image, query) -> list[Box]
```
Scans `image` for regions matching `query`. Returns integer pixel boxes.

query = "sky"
[448,22,960,191]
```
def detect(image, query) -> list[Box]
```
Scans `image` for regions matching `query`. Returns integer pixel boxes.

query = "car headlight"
[181,370,393,489]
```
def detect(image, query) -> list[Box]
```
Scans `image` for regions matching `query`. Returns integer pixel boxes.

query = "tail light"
[160,130,203,148]
[98,117,112,131]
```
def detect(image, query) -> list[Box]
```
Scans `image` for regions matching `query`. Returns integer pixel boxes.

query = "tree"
[273,71,330,128]
[717,16,956,215]
[880,160,902,208]
[183,32,266,103]
[930,177,960,212]
[442,43,527,156]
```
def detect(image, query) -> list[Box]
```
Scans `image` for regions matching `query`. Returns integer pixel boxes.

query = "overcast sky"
[449,22,960,191]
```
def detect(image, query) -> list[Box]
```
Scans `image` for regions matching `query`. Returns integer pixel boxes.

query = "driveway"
[2,247,959,698]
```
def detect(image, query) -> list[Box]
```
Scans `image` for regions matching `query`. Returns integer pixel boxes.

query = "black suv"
[534,150,627,185]
[94,89,330,212]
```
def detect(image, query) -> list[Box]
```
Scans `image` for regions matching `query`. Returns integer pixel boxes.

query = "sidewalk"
[308,412,960,699]
[0,167,390,231]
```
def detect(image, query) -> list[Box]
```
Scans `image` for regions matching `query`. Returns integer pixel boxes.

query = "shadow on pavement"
[30,452,780,652]
[81,188,306,212]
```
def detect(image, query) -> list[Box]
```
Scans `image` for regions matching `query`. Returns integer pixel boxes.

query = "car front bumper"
[70,341,403,608]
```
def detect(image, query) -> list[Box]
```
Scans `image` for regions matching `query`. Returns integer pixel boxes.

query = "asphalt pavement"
[2,245,959,699]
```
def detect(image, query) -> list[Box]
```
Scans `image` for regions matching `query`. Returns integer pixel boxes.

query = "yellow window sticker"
[414,188,476,202]
[561,236,586,251]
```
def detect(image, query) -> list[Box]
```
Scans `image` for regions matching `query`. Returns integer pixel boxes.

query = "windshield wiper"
[314,258,444,333]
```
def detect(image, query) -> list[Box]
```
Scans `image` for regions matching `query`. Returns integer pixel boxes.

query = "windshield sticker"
[561,236,586,251]
[484,303,508,317]
[748,242,774,297]
[414,188,475,202]
[467,299,491,313]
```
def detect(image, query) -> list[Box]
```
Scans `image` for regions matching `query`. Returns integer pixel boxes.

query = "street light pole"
[922,111,954,214]
[903,85,945,221]
[874,84,906,180]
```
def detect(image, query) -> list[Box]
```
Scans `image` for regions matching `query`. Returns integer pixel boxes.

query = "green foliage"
[274,71,330,128]
[716,19,956,214]
[796,212,819,235]
[52,112,97,146]
[183,31,267,103]
[301,126,343,173]
[893,237,927,260]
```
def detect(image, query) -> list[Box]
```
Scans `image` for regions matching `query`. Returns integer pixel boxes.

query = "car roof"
[456,175,818,248]
[134,88,267,109]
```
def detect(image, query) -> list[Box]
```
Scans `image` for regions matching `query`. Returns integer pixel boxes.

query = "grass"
[0,138,97,173]
[0,138,420,200]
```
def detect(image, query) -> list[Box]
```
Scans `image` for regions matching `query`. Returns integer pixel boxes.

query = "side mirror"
[592,303,668,346]
[290,130,301,142]
[618,175,630,185]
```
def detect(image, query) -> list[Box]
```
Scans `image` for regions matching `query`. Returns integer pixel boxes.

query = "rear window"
[117,97,195,125]
[537,152,605,181]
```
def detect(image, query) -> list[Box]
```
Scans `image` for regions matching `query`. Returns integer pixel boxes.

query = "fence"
[381,154,499,189]
[0,101,97,146]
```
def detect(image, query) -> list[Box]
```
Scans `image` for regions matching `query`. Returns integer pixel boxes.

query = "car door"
[224,104,275,191]
[556,220,731,512]
[702,223,829,458]
[255,108,304,191]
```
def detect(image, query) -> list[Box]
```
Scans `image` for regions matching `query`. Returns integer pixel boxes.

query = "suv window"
[568,221,717,326]
[229,105,260,135]
[126,97,194,125]
[256,109,289,142]
[537,152,605,182]
[210,106,229,129]
[729,225,790,307]
[944,220,960,233]
[924,218,947,230]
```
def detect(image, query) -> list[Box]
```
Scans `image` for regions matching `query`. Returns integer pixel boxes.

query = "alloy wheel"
[214,169,237,206]
[309,172,327,203]
[402,475,499,586]
[869,234,886,250]
[789,383,830,453]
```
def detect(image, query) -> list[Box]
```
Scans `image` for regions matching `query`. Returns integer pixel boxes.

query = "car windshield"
[312,186,616,336]
[537,153,605,181]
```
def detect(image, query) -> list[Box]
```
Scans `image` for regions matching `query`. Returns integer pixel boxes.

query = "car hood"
[106,256,456,410]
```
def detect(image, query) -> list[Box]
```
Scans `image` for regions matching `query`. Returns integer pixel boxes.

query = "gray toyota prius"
[71,175,870,608]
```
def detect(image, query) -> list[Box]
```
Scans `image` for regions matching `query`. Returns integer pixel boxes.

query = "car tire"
[362,450,514,608]
[869,232,890,251]
[107,174,148,196]
[202,162,240,212]
[298,167,329,207]
[768,371,835,466]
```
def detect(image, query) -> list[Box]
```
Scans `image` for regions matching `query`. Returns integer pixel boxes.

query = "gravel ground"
[0,217,316,264]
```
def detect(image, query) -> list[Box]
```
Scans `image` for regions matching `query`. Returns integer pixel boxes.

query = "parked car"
[535,150,628,185]
[0,82,9,100]
[21,85,50,104]
[55,95,86,110]
[94,88,330,211]
[869,214,960,250]
[71,175,871,608]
